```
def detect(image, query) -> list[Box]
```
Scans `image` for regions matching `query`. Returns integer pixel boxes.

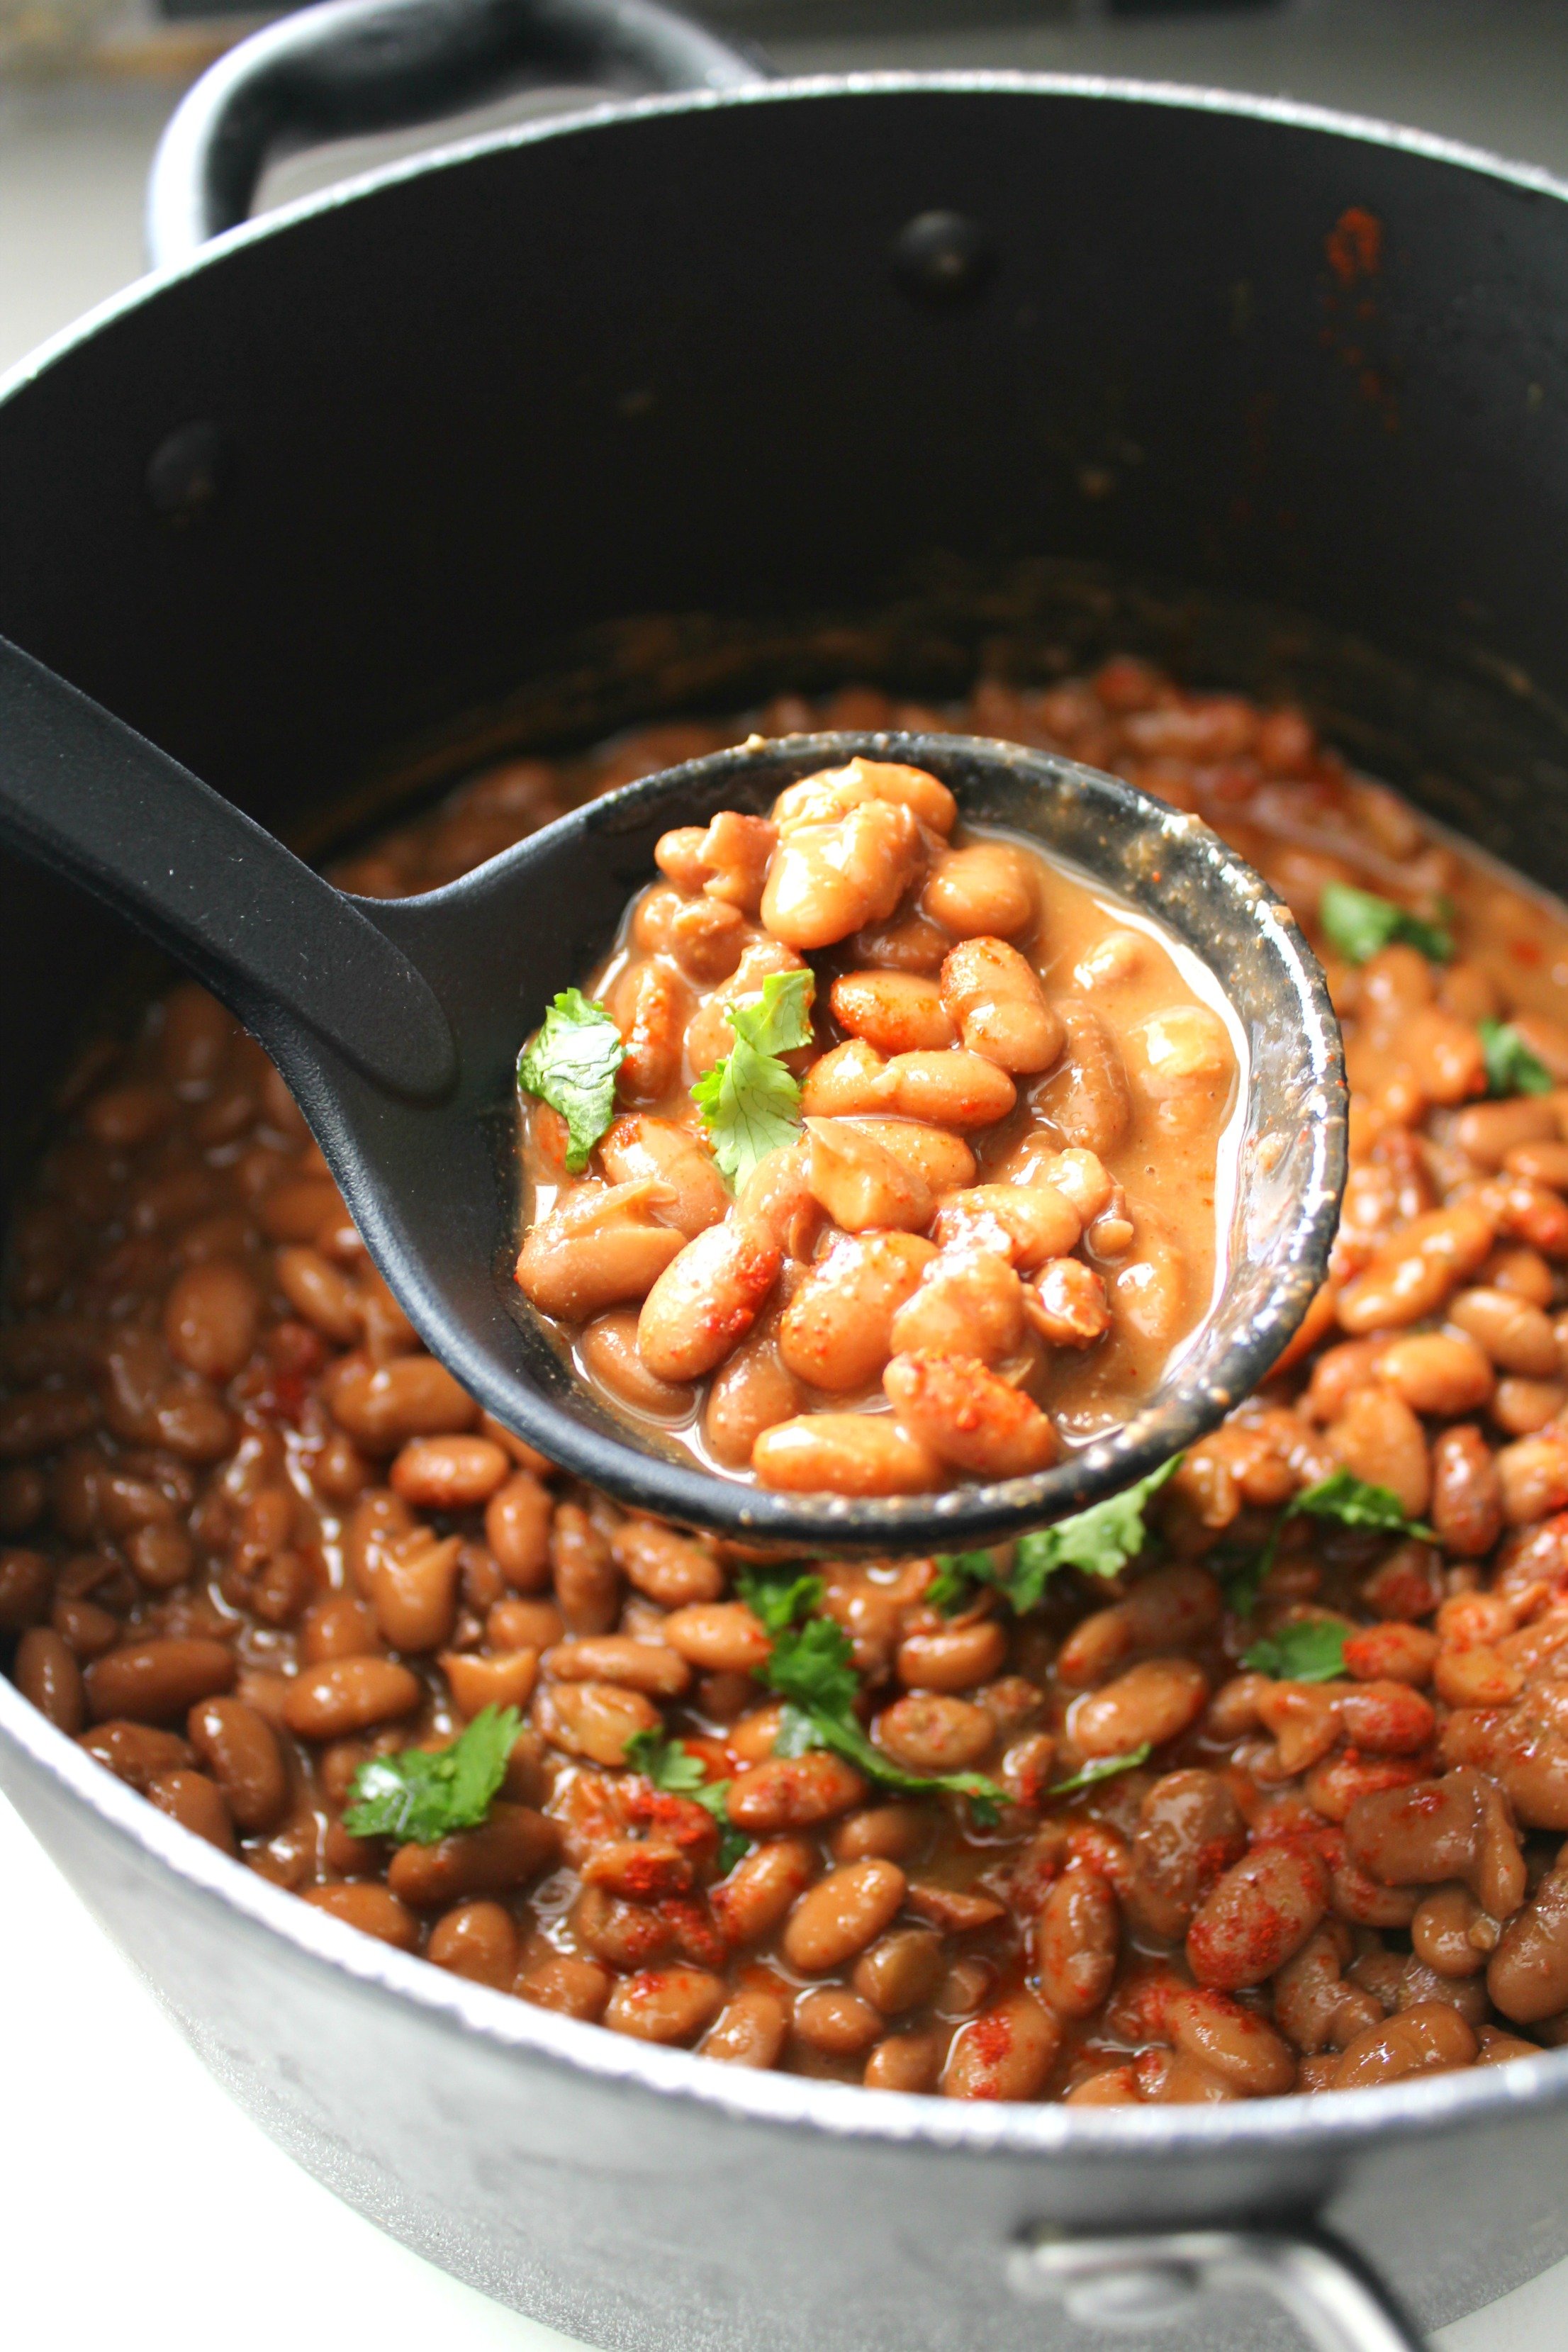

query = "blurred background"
[8,0,1568,377]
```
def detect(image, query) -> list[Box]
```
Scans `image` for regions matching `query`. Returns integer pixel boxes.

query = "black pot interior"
[3,82,1568,1189]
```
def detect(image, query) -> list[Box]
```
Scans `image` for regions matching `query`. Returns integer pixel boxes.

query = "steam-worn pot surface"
[7,46,1568,2352]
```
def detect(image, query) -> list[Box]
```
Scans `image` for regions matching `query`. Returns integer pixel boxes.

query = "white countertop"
[6,9,1568,2344]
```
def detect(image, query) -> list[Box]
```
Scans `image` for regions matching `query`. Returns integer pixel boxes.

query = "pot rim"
[6,1673,1567,2158]
[6,60,1568,2171]
[6,69,1568,413]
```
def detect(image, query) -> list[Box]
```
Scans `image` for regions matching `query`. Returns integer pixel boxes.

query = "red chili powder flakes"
[1326,208,1384,286]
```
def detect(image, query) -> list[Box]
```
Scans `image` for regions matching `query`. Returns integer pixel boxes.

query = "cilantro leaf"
[734,1562,824,1636]
[1048,1743,1153,1798]
[517,988,625,1172]
[1241,1620,1348,1683]
[1319,881,1452,967]
[762,1613,1006,1822]
[927,1550,998,1616]
[1479,1018,1554,1099]
[624,1727,748,1872]
[1007,1455,1185,1611]
[1228,1469,1434,1620]
[1290,1468,1434,1542]
[344,1705,520,1845]
[691,968,815,1190]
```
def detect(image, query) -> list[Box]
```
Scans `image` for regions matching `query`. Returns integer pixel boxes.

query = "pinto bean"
[1486,1859,1568,2023]
[186,1696,288,1832]
[162,1260,262,1382]
[942,1991,1060,2100]
[929,1182,1081,1272]
[390,1435,510,1512]
[325,1353,480,1451]
[84,1636,235,1726]
[897,1618,1008,1694]
[726,1753,866,1832]
[1027,1258,1113,1348]
[778,1231,936,1391]
[1449,1286,1562,1377]
[1372,1332,1494,1416]
[1332,2002,1477,2088]
[372,1533,461,1653]
[16,1626,84,1732]
[866,2028,945,2093]
[711,1837,817,1942]
[600,1114,729,1240]
[703,1988,789,2068]
[830,971,956,1055]
[763,800,925,949]
[663,1603,773,1675]
[534,1679,659,1766]
[1272,1925,1384,2054]
[841,1119,976,1194]
[1455,1097,1559,1167]
[387,1801,560,1907]
[484,1472,554,1591]
[1341,1623,1439,1686]
[549,1503,620,1632]
[1187,1843,1329,1989]
[1345,1769,1526,1917]
[613,958,693,1101]
[281,1655,420,1740]
[1429,1426,1505,1558]
[775,756,956,836]
[605,1966,727,2044]
[1029,1000,1132,1157]
[301,1881,420,1951]
[1129,1769,1248,1939]
[939,936,1063,1074]
[1336,1202,1496,1333]
[515,1186,687,1321]
[1070,1659,1209,1759]
[1496,1430,1568,1525]
[0,1547,50,1631]
[146,1768,236,1853]
[1411,1883,1495,1979]
[883,1050,1017,1132]
[889,1250,1026,1365]
[876,1692,995,1773]
[542,1635,690,1698]
[611,1518,724,1607]
[1326,1387,1430,1519]
[852,1927,946,2015]
[427,1900,520,1988]
[274,1246,364,1345]
[1036,1864,1119,2019]
[922,842,1037,940]
[831,1802,931,1864]
[637,1220,781,1383]
[803,1119,933,1234]
[783,1859,907,1971]
[703,1328,800,1467]
[1164,1984,1297,2095]
[883,1352,1060,1479]
[442,1647,539,1718]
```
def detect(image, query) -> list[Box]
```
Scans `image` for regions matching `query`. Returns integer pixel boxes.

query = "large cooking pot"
[6,6,1568,2347]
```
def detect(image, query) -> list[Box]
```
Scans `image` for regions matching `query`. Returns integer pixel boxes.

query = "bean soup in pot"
[8,658,1568,2102]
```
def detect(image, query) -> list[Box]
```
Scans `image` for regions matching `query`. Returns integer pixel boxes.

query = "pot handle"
[1009,2224,1427,2352]
[145,0,767,271]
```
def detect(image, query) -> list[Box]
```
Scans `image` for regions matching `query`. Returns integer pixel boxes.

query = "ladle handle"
[145,0,767,269]
[0,635,456,1101]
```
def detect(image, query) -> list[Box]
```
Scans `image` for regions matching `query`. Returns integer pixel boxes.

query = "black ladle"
[0,635,1346,1550]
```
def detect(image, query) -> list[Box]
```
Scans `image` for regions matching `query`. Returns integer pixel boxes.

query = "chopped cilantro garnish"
[691,968,814,1190]
[1479,1018,1554,1099]
[1048,1744,1152,1798]
[761,1611,1006,1822]
[343,1704,520,1845]
[734,1561,824,1636]
[1241,1619,1348,1684]
[1229,1468,1434,1618]
[931,1456,1183,1618]
[1319,880,1452,967]
[624,1727,748,1873]
[516,987,625,1172]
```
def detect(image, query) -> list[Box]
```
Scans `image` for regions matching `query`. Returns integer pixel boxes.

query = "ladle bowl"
[0,635,1345,1547]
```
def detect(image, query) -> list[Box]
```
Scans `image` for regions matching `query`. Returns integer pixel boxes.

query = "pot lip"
[5,67,1568,413]
[8,1674,1568,2159]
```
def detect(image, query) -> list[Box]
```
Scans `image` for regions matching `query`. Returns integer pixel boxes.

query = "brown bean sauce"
[8,661,1568,2105]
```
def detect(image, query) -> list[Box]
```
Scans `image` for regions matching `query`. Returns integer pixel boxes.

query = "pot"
[4,7,1568,2346]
